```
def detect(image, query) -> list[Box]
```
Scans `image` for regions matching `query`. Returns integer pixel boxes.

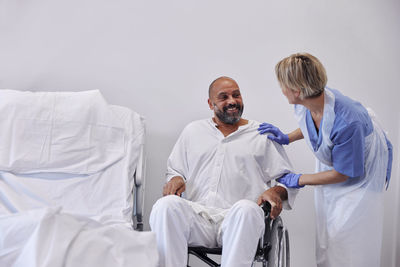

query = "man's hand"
[257,186,288,219]
[163,176,186,196]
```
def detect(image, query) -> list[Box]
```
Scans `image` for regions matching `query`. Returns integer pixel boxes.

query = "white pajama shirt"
[167,118,296,219]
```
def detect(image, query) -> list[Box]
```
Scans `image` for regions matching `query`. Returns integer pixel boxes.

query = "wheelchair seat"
[187,202,290,267]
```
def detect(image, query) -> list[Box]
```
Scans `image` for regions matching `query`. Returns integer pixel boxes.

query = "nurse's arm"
[298,170,348,186]
[288,128,304,143]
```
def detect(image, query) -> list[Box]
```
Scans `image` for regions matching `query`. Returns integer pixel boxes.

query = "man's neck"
[212,117,248,137]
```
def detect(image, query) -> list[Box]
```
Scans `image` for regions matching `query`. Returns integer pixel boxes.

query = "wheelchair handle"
[261,201,271,214]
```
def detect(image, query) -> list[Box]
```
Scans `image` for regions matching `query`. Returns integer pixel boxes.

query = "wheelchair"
[187,202,290,267]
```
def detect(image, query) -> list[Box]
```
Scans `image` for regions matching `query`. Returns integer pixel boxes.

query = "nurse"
[258,53,393,267]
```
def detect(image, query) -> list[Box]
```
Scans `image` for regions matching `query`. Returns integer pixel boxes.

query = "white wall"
[1,0,399,266]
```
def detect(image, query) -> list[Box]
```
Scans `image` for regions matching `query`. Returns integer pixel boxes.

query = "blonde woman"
[258,53,393,267]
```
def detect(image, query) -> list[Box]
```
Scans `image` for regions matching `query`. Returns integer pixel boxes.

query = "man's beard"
[214,103,244,125]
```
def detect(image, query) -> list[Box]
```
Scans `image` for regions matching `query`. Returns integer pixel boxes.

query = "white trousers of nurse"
[149,195,265,267]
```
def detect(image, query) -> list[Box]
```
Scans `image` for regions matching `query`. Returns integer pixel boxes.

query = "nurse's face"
[280,84,301,104]
[208,79,244,125]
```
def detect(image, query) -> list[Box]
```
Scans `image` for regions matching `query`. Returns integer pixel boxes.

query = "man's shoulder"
[241,119,287,149]
[239,119,261,133]
[246,119,260,128]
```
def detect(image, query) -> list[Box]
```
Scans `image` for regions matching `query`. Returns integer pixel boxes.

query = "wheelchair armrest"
[261,201,271,215]
[133,142,146,231]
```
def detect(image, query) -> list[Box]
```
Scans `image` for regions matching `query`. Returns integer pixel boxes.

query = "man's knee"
[221,200,265,244]
[230,199,264,225]
[149,195,186,227]
[152,195,184,211]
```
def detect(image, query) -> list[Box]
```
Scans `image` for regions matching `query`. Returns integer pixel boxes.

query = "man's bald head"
[208,76,238,97]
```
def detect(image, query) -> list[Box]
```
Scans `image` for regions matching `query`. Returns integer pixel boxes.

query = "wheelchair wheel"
[267,217,290,267]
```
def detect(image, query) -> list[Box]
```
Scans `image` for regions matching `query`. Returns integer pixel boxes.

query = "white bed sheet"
[0,208,158,267]
[0,90,145,226]
[0,89,126,174]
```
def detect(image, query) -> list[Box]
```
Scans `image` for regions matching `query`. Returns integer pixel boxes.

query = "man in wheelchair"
[150,76,298,267]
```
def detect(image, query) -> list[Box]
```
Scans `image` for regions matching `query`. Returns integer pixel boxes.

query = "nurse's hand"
[277,173,304,188]
[258,123,289,145]
[163,176,186,196]
[257,186,286,219]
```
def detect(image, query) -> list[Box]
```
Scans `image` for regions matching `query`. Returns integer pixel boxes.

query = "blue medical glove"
[258,123,289,145]
[277,173,304,188]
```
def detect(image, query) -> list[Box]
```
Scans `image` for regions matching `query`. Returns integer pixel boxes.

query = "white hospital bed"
[0,89,158,267]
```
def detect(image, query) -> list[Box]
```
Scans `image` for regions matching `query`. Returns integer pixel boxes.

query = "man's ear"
[208,99,213,110]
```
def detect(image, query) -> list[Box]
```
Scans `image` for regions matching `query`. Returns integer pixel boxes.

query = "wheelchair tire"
[266,217,290,267]
[283,228,290,267]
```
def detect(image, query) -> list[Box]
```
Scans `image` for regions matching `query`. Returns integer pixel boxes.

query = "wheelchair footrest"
[188,247,222,255]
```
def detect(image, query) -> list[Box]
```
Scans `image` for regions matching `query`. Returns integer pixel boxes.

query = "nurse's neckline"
[304,92,325,131]
[302,91,325,116]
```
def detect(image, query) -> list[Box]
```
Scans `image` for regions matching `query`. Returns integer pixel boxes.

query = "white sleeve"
[276,183,299,210]
[262,140,299,210]
[166,129,189,183]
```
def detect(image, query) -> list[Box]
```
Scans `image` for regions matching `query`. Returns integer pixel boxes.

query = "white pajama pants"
[149,195,265,267]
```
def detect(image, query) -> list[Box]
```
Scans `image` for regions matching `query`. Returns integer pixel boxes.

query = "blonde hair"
[275,53,327,99]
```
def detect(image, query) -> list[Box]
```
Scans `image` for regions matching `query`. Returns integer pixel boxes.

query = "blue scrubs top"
[305,88,392,181]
